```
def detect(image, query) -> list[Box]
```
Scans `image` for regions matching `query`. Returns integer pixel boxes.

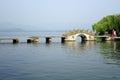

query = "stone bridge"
[63,29,95,41]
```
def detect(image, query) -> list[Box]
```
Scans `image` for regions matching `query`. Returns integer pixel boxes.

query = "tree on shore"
[92,14,120,36]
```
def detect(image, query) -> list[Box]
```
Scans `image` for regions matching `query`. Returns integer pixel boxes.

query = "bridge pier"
[28,36,39,43]
[46,37,52,43]
[27,39,39,43]
[101,37,106,41]
[27,39,33,43]
[61,37,66,43]
[13,39,19,44]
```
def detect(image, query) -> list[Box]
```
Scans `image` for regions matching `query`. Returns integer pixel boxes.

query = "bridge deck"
[95,36,109,38]
[95,36,120,38]
[0,36,65,40]
[114,37,120,39]
[39,36,65,38]
[0,38,31,40]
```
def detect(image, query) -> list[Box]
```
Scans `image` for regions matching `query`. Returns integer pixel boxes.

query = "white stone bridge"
[63,29,95,41]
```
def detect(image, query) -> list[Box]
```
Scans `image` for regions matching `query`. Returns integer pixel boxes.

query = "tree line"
[92,14,120,36]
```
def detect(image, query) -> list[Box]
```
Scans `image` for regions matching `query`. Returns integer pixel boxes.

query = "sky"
[0,0,120,31]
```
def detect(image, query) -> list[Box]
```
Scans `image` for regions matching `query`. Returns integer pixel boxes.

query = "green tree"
[92,14,120,36]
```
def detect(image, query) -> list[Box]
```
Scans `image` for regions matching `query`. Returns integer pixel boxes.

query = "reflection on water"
[0,39,120,80]
[99,41,120,65]
[111,41,116,53]
[63,41,120,66]
[63,41,96,52]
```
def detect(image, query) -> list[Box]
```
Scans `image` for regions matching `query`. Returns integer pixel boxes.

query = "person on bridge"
[112,29,116,37]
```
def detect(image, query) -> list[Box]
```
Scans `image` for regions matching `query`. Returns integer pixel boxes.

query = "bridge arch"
[74,33,87,41]
[63,30,95,41]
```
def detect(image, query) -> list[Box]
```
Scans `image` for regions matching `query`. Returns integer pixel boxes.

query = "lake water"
[0,31,120,80]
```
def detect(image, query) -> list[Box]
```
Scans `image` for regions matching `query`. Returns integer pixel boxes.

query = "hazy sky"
[0,0,120,31]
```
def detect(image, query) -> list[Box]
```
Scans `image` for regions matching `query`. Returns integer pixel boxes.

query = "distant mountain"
[0,23,24,32]
[0,28,24,32]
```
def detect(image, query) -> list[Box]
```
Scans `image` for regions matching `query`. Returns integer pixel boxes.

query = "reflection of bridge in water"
[63,41,96,54]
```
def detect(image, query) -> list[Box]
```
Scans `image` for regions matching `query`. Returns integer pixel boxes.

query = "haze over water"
[0,31,120,80]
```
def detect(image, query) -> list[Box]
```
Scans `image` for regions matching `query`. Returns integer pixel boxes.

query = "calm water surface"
[0,32,120,80]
